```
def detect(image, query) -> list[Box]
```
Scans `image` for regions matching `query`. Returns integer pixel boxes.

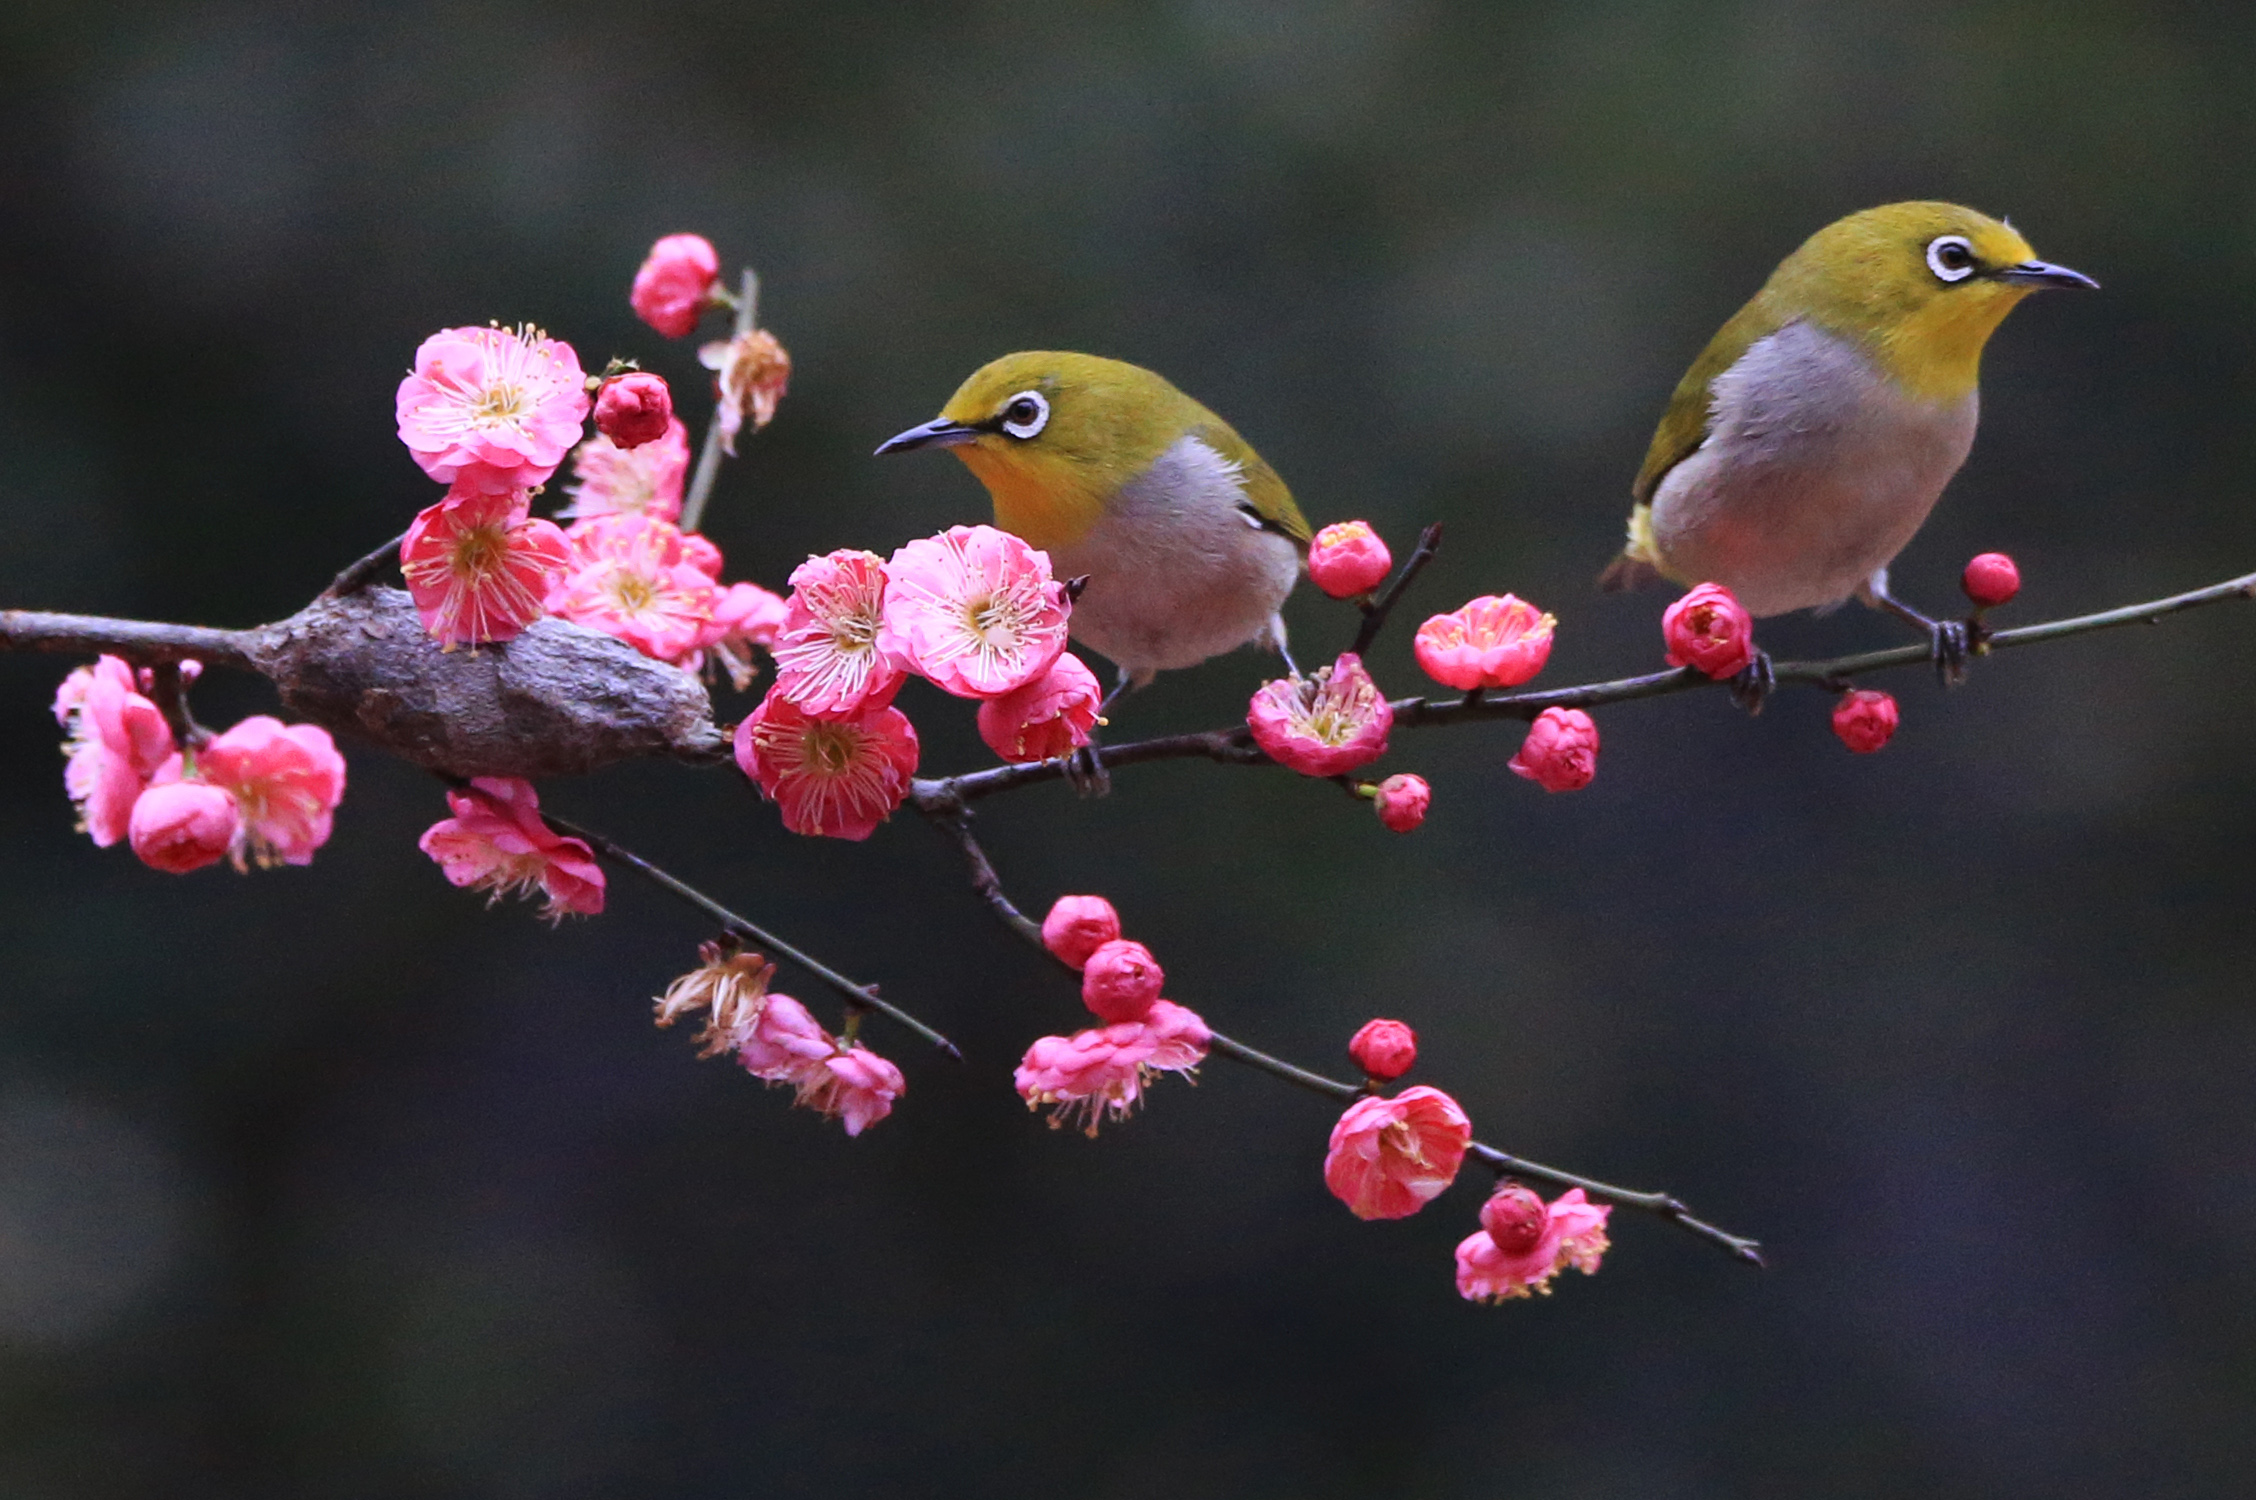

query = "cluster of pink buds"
[1015,895,1211,1135]
[52,656,347,875]
[654,941,903,1136]
[737,524,1085,839]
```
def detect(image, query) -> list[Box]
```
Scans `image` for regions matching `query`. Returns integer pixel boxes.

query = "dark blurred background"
[4,2,2254,1495]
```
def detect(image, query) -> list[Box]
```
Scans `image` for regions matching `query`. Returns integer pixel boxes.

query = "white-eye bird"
[1601,201,2095,668]
[875,351,1311,692]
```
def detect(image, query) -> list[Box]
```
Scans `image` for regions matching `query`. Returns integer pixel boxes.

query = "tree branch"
[322,529,409,600]
[546,810,960,1059]
[677,268,758,536]
[1349,521,1444,657]
[1,609,260,671]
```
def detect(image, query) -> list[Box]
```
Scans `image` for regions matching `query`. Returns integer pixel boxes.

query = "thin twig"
[144,661,207,750]
[1349,521,1444,657]
[322,530,410,599]
[913,566,2256,804]
[546,811,960,1059]
[920,794,1764,1265]
[678,268,758,535]
[0,610,260,671]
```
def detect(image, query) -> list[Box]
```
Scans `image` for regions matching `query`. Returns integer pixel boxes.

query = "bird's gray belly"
[1045,435,1300,679]
[1650,321,1978,617]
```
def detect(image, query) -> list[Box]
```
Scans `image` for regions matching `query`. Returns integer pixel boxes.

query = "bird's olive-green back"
[939,351,1311,546]
[1632,202,2038,505]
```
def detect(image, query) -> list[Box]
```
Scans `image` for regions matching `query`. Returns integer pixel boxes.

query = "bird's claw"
[1729,650,1776,715]
[1065,742,1112,798]
[1929,620,1970,686]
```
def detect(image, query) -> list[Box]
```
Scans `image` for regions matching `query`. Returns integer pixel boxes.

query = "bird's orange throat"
[951,442,1106,553]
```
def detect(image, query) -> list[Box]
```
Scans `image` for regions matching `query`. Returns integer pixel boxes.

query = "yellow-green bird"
[876,352,1312,691]
[1601,201,2095,663]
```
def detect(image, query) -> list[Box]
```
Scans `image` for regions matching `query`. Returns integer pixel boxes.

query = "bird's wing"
[1193,419,1312,545]
[1631,297,1786,506]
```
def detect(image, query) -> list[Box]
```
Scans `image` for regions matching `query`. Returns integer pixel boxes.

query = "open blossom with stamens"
[976,651,1102,763]
[399,484,571,647]
[1414,594,1556,691]
[735,691,920,841]
[395,324,590,494]
[560,417,689,523]
[1454,1186,1612,1302]
[547,515,718,663]
[654,942,777,1057]
[1322,1085,1472,1221]
[1246,652,1393,776]
[56,656,175,847]
[631,233,722,338]
[192,716,347,868]
[771,550,905,716]
[698,329,791,455]
[1014,1000,1210,1137]
[880,526,1072,699]
[417,776,603,918]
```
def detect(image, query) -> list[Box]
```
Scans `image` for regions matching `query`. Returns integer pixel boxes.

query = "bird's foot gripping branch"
[11,234,2256,1303]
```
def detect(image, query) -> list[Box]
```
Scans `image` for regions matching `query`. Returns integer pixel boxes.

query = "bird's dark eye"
[1926,235,1977,283]
[999,390,1050,439]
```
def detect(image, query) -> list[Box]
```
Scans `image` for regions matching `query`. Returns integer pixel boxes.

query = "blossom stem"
[678,268,759,536]
[919,796,1766,1266]
[144,660,208,749]
[322,529,411,599]
[545,811,961,1059]
[0,608,259,670]
[915,565,2256,804]
[1348,521,1444,657]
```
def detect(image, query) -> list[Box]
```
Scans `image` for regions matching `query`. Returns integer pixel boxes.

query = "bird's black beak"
[874,417,981,455]
[1994,259,2100,291]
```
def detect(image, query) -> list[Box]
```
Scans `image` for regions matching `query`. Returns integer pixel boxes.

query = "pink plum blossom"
[1080,939,1163,1024]
[976,651,1102,763]
[732,993,905,1136]
[1014,1000,1210,1137]
[771,549,907,718]
[1832,689,1900,754]
[735,691,920,841]
[678,530,725,581]
[801,1048,907,1137]
[1246,652,1393,777]
[1414,594,1557,691]
[630,233,721,338]
[880,526,1072,699]
[1371,772,1429,832]
[1509,707,1599,793]
[699,328,791,454]
[399,484,571,647]
[593,371,674,450]
[1347,1019,1417,1081]
[417,776,604,918]
[560,418,690,523]
[1308,520,1393,598]
[395,324,590,494]
[703,581,790,692]
[1662,582,1757,680]
[127,781,239,874]
[1454,1186,1612,1302]
[1041,894,1121,970]
[56,657,175,847]
[1322,1085,1471,1221]
[548,515,718,663]
[193,717,346,868]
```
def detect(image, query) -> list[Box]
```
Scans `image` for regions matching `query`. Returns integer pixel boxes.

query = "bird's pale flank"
[1602,201,2094,646]
[878,351,1311,689]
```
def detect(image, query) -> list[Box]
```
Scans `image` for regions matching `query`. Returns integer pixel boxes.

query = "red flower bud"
[1832,689,1899,753]
[1371,773,1430,832]
[1962,552,2021,609]
[1081,938,1164,1024]
[1348,1018,1417,1080]
[127,781,239,874]
[593,372,674,450]
[630,233,721,339]
[1478,1182,1549,1255]
[1661,582,1757,679]
[1508,707,1598,793]
[1041,895,1121,970]
[1307,521,1392,599]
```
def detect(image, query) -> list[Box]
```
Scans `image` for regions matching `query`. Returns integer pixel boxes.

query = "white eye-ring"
[999,390,1050,439]
[1926,235,1978,283]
